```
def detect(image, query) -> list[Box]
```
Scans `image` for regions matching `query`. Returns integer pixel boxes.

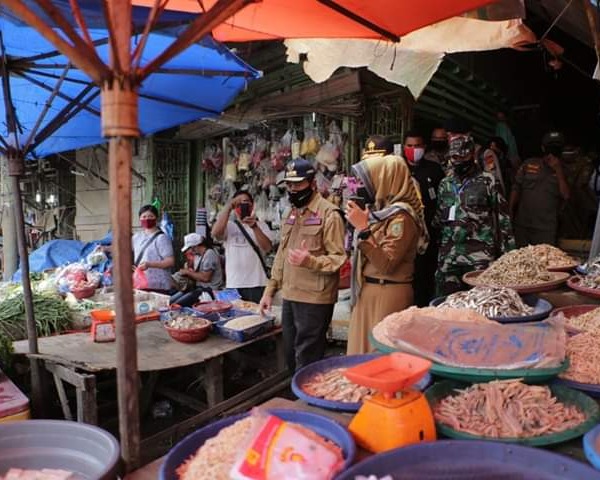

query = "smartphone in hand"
[240,203,252,219]
[348,195,366,210]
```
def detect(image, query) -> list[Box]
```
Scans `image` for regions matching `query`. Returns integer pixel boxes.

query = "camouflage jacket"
[434,170,514,266]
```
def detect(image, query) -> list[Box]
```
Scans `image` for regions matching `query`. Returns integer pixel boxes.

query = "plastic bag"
[133,267,149,290]
[386,315,566,370]
[230,410,344,480]
[86,245,108,266]
[160,211,175,241]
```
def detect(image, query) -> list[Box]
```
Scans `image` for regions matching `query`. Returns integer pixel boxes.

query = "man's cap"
[362,135,393,159]
[181,233,205,252]
[280,158,316,183]
[542,131,565,148]
[448,134,475,160]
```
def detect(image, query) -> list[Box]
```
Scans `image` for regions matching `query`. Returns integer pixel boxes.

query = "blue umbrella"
[0,10,260,448]
[0,18,260,157]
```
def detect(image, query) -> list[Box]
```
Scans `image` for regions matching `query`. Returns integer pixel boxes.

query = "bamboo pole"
[8,154,44,417]
[103,0,141,470]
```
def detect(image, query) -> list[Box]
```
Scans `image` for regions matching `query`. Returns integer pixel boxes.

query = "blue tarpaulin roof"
[0,17,260,157]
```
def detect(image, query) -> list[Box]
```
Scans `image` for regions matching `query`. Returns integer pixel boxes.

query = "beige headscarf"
[350,154,429,305]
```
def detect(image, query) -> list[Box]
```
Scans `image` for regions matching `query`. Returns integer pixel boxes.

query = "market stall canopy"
[285,17,536,98]
[0,18,261,158]
[132,0,500,42]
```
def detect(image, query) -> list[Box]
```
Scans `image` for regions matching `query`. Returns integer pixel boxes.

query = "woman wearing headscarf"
[346,144,429,354]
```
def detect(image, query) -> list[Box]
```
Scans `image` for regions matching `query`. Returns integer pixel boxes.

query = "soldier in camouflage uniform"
[434,134,514,296]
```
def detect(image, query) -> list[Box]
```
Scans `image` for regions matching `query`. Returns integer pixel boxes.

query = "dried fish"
[477,249,554,287]
[527,244,576,269]
[439,286,534,318]
[302,367,375,403]
[434,380,586,438]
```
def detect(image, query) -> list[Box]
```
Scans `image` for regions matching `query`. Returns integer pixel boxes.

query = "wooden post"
[103,0,140,471]
[7,153,44,417]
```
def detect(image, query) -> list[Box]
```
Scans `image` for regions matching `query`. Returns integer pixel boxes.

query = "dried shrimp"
[302,367,375,403]
[576,274,600,290]
[477,249,553,287]
[434,380,586,438]
[561,333,600,384]
[439,286,534,318]
[562,307,600,335]
[527,244,576,269]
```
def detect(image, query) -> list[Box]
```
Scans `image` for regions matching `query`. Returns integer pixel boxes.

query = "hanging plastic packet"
[160,211,175,241]
[230,410,344,480]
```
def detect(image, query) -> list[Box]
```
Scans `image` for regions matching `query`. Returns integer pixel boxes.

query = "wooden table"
[13,321,285,426]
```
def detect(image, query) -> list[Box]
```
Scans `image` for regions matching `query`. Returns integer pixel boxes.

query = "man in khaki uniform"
[260,158,346,371]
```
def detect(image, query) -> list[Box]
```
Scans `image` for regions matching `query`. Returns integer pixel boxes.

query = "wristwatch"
[357,228,371,240]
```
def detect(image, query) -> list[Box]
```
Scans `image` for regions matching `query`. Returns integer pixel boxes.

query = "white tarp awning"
[285,17,536,98]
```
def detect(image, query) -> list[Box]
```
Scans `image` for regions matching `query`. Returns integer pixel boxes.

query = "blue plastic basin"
[584,423,600,470]
[337,440,600,479]
[159,408,356,480]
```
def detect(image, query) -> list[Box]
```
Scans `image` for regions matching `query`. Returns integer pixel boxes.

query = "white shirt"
[223,220,273,288]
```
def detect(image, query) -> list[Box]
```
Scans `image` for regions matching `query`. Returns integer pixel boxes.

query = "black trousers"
[413,239,439,307]
[282,300,334,372]
[170,287,214,307]
[237,286,265,304]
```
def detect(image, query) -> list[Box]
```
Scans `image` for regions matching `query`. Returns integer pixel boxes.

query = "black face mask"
[452,160,474,177]
[431,140,448,152]
[288,185,314,208]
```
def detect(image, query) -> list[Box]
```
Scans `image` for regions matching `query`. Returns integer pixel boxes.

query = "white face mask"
[413,147,425,163]
[404,146,425,165]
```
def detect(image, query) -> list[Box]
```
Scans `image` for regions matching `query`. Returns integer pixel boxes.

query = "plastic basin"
[336,440,600,479]
[0,420,120,479]
[584,423,600,470]
[159,408,356,480]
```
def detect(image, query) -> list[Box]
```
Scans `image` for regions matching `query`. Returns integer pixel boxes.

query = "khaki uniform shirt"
[265,193,346,304]
[359,212,418,283]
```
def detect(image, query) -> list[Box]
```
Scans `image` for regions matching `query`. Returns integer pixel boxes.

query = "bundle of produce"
[476,249,553,287]
[562,307,600,335]
[527,244,577,269]
[302,368,375,403]
[434,380,586,438]
[378,315,565,370]
[439,286,534,318]
[372,306,493,349]
[0,292,72,367]
[560,333,600,384]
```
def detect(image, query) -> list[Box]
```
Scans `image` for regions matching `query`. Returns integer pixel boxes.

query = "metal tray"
[336,440,600,479]
[291,354,431,412]
[369,332,569,383]
[425,380,600,446]
[463,270,570,293]
[159,408,356,480]
[429,293,553,323]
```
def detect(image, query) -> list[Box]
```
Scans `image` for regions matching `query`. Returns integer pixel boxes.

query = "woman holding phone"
[212,190,273,303]
[345,140,429,354]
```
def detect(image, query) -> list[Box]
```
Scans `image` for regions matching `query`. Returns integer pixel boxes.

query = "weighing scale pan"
[369,332,569,383]
[291,354,431,412]
[425,381,600,447]
[336,440,600,479]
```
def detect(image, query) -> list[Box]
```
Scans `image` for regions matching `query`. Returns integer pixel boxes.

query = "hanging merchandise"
[252,136,268,167]
[202,143,223,171]
[291,130,301,159]
[223,138,239,182]
[238,151,251,172]
[271,129,292,171]
[254,190,270,223]
[151,197,162,212]
[301,127,320,156]
[160,211,175,241]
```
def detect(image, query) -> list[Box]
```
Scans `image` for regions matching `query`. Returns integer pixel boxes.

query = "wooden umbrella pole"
[8,154,44,417]
[103,0,140,470]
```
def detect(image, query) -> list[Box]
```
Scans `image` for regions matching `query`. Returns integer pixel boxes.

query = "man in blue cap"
[260,158,346,371]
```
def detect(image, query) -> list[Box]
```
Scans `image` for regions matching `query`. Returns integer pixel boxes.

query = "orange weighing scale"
[344,352,436,453]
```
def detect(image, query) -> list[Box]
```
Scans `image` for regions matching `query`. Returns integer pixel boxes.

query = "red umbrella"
[133,0,497,42]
